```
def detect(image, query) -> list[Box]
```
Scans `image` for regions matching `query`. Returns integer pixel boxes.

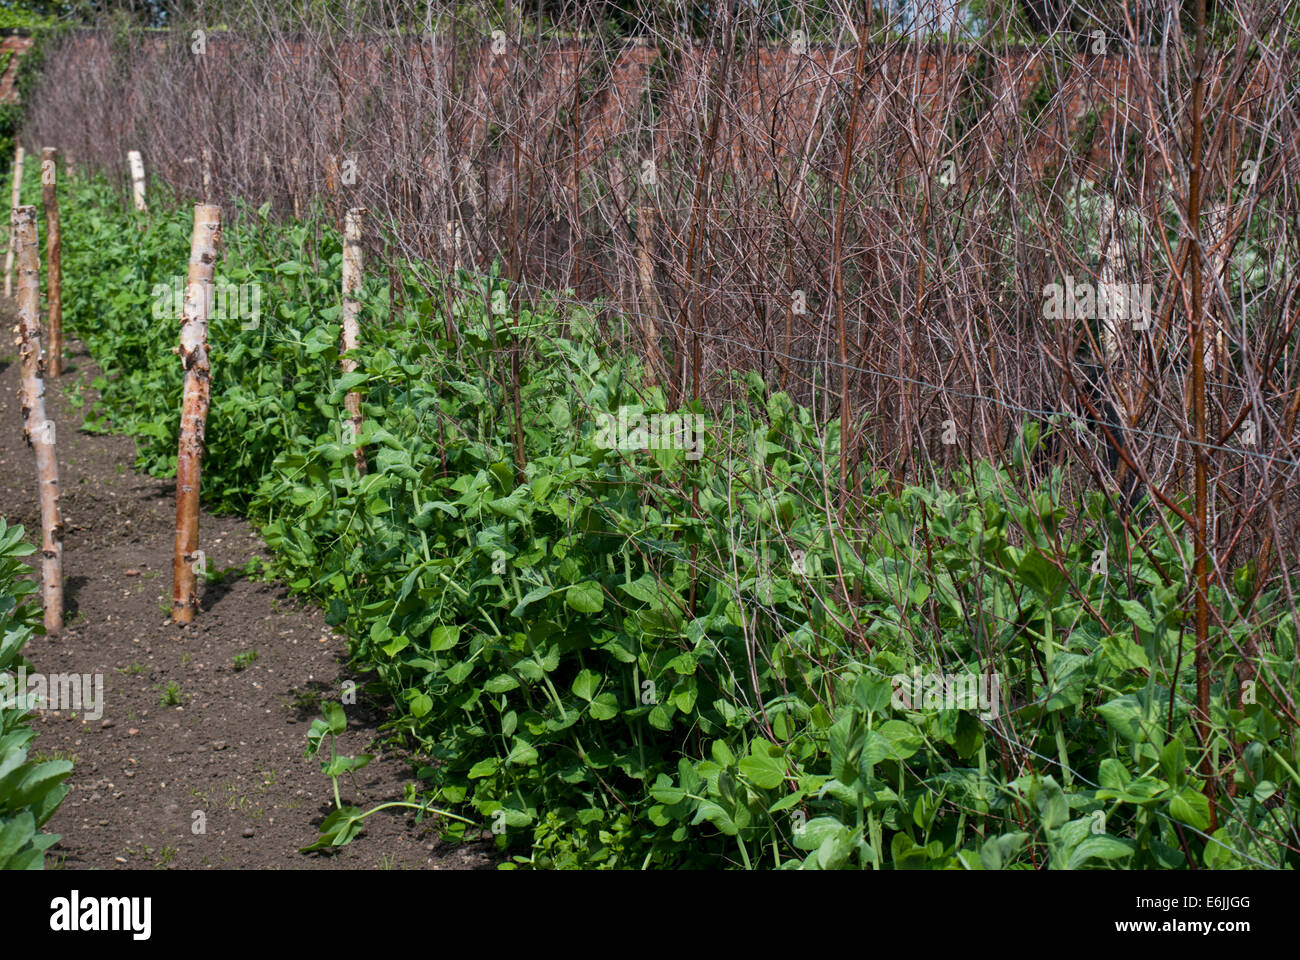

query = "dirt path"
[0,331,494,870]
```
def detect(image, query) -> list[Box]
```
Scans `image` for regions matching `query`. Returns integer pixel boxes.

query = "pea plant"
[53,172,1299,869]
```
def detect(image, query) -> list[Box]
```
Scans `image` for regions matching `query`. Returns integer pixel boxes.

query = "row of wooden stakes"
[7,145,366,633]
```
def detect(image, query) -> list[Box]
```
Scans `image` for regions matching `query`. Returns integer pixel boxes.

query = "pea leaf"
[565,581,604,613]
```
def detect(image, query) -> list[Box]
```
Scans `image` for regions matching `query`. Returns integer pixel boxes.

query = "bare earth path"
[0,330,495,870]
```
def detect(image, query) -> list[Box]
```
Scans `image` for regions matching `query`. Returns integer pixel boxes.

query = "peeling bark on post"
[341,207,366,473]
[1202,200,1230,376]
[15,205,62,633]
[42,148,62,377]
[172,204,221,624]
[4,145,24,297]
[128,150,147,212]
[1096,196,1124,367]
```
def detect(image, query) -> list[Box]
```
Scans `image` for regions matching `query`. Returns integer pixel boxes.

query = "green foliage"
[57,171,1300,869]
[0,518,71,869]
[304,700,373,814]
[0,17,65,182]
[0,6,56,31]
[0,100,18,176]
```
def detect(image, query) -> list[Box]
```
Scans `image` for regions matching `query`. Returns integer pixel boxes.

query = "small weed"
[233,649,259,671]
[32,749,78,765]
[157,681,184,707]
[289,687,321,712]
[243,556,271,581]
[65,378,86,410]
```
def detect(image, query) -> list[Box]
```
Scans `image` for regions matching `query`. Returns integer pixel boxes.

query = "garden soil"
[0,325,497,870]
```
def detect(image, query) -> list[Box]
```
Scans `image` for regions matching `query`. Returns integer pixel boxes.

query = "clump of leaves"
[300,701,471,853]
[0,519,73,868]
[305,701,372,811]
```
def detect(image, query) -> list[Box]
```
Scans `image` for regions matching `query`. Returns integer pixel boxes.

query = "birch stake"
[340,207,366,473]
[289,156,301,218]
[4,145,24,297]
[15,205,63,633]
[636,205,667,386]
[172,204,221,624]
[200,148,213,202]
[128,150,147,212]
[41,148,62,377]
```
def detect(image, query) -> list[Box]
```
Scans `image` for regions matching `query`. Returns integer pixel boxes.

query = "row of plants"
[51,166,1298,869]
[0,518,71,869]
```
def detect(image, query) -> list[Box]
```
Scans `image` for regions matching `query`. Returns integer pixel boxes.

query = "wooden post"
[41,148,62,377]
[14,205,63,633]
[443,220,463,270]
[4,145,24,297]
[324,155,342,222]
[635,205,667,386]
[1096,196,1123,365]
[1202,200,1230,375]
[289,156,301,218]
[340,207,366,473]
[128,150,147,212]
[171,204,221,624]
[200,148,213,202]
[458,154,483,268]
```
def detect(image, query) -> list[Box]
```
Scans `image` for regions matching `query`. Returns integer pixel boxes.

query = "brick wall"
[0,34,34,104]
